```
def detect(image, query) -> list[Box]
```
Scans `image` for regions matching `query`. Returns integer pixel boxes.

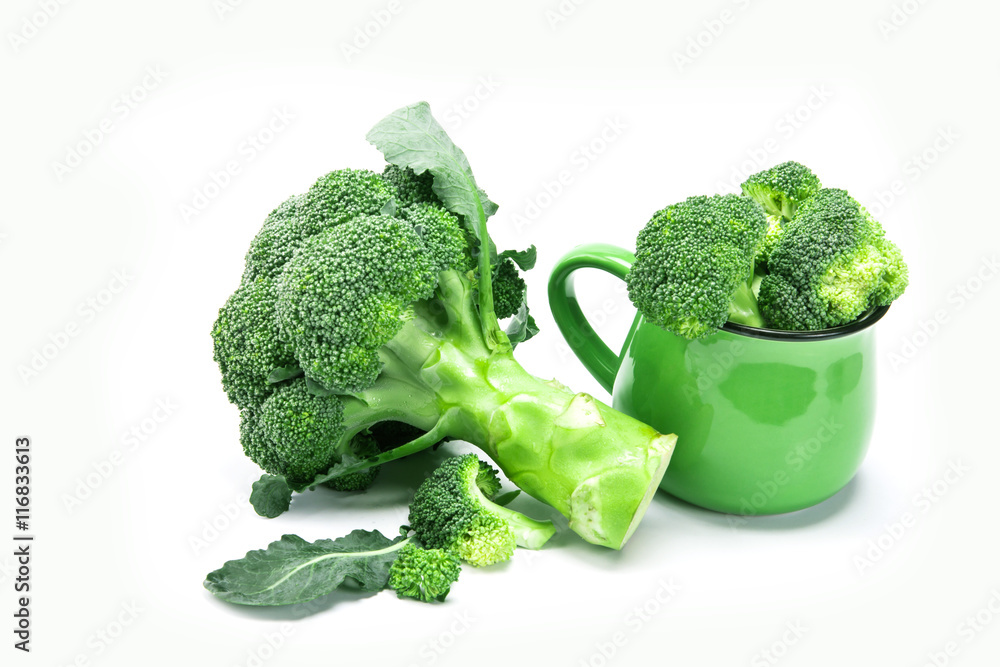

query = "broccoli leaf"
[267,365,303,384]
[379,198,398,216]
[492,490,521,507]
[366,101,497,243]
[204,531,409,606]
[368,101,509,347]
[304,376,340,397]
[504,301,539,347]
[498,246,537,271]
[249,474,292,518]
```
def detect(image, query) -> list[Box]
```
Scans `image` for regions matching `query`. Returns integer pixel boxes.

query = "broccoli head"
[387,543,462,602]
[758,188,908,330]
[212,102,677,550]
[741,161,821,222]
[274,214,447,393]
[626,194,768,339]
[408,454,556,567]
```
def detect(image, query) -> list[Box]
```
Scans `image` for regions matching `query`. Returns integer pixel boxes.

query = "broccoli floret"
[243,170,395,282]
[212,102,677,550]
[239,379,344,485]
[212,277,296,410]
[758,189,909,330]
[275,214,441,393]
[381,164,440,208]
[408,455,556,567]
[625,194,768,339]
[491,258,527,320]
[741,161,821,222]
[241,384,385,491]
[387,543,462,602]
[399,203,472,275]
[324,431,381,492]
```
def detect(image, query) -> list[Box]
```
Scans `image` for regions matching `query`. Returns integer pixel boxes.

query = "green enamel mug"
[548,243,888,515]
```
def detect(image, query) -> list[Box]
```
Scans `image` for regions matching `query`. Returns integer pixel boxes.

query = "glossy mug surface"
[548,243,886,515]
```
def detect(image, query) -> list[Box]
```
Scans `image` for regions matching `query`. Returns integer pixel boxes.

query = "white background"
[2,1,997,666]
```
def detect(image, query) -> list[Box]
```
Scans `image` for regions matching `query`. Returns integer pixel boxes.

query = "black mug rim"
[721,305,891,341]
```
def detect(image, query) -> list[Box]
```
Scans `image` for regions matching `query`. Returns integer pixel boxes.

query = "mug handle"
[547,243,635,394]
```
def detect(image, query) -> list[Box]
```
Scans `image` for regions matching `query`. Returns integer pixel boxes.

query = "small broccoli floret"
[758,188,909,330]
[247,379,345,485]
[399,203,471,275]
[491,258,527,320]
[324,431,381,492]
[212,277,296,410]
[741,161,821,222]
[275,215,441,393]
[408,455,557,567]
[303,168,398,228]
[381,164,440,208]
[387,543,462,602]
[243,169,395,282]
[626,194,768,339]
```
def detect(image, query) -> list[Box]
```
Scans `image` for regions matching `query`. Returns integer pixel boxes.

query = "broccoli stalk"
[727,275,765,329]
[214,102,676,550]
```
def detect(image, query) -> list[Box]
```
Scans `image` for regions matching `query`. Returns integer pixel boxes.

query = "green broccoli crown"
[626,194,768,339]
[758,188,909,330]
[212,277,296,410]
[381,164,440,208]
[741,161,821,221]
[387,543,462,602]
[399,202,472,275]
[238,378,344,485]
[275,213,463,394]
[243,169,396,282]
[491,258,527,320]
